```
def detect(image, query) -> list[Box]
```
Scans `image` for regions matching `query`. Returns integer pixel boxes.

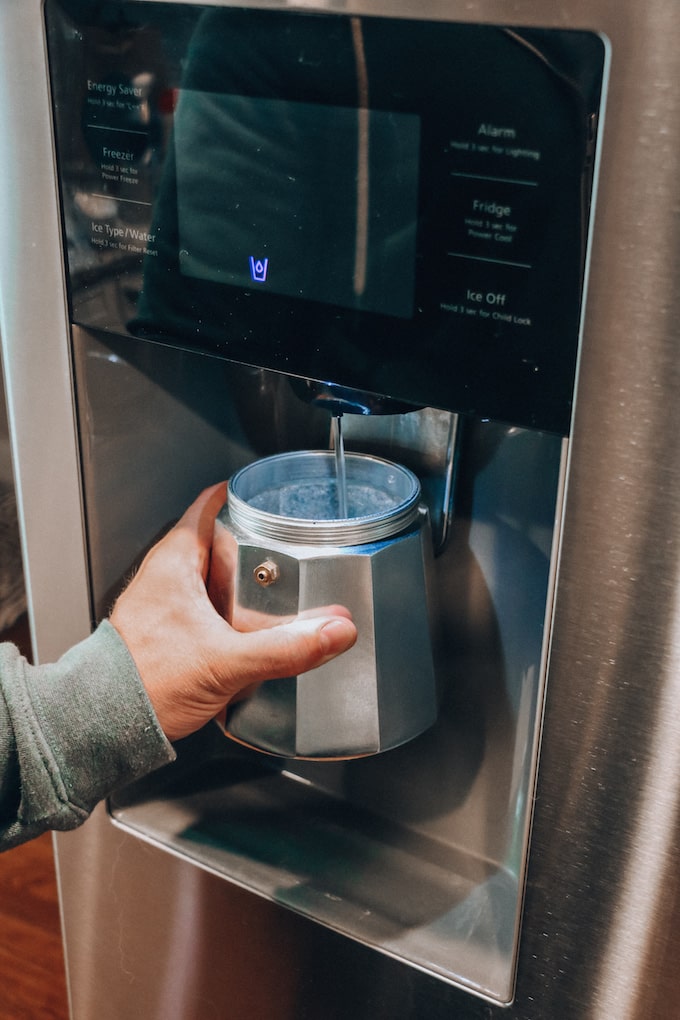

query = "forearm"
[0,620,175,851]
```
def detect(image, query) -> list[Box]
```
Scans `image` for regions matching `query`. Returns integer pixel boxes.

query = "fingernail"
[319,617,357,656]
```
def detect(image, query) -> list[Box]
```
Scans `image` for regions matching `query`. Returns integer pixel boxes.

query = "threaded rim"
[227,451,421,546]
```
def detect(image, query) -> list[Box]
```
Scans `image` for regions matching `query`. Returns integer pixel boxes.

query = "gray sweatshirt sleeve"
[0,619,176,850]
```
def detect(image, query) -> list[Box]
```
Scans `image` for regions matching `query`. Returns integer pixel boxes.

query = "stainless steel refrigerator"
[0,0,679,1017]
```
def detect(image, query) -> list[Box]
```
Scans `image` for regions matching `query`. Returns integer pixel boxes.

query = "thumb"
[217,613,357,691]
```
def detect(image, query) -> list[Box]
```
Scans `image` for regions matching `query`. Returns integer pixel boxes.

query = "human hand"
[110,483,357,741]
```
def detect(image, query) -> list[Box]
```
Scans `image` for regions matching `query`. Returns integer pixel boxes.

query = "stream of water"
[332,414,348,519]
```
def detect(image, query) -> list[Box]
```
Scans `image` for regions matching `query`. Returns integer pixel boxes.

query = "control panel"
[46,2,605,433]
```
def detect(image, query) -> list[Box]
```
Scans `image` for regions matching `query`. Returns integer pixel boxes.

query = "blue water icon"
[249,256,269,283]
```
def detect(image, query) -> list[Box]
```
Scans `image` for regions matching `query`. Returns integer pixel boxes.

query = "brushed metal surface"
[520,0,680,1013]
[0,1,91,662]
[220,511,437,757]
[0,0,678,1017]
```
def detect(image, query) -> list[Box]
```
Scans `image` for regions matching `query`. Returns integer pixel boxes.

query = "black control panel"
[46,1,606,434]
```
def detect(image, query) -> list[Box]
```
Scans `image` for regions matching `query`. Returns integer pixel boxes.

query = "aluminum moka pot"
[217,450,438,760]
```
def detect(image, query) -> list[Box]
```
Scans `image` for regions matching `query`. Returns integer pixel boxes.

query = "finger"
[296,605,354,623]
[177,481,227,543]
[230,602,355,634]
[160,482,228,580]
[208,511,239,616]
[220,614,357,687]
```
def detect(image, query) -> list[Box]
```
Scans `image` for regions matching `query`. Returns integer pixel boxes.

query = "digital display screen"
[175,93,420,318]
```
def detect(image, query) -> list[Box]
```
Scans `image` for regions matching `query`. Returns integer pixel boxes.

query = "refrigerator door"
[1,0,679,1018]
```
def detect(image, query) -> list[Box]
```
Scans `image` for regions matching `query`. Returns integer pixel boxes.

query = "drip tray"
[110,725,519,1004]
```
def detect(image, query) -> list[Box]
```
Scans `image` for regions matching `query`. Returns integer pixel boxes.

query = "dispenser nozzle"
[289,378,421,416]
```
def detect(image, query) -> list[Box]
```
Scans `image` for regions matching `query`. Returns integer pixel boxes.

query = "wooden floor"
[0,833,69,1020]
[0,614,69,1020]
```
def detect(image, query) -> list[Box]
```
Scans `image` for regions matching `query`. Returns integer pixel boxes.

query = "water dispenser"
[38,1,606,1006]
